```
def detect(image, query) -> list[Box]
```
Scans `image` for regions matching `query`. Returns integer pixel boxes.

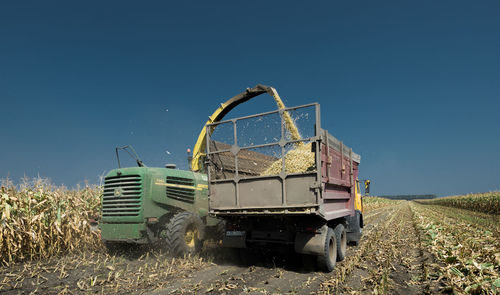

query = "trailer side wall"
[207,104,360,221]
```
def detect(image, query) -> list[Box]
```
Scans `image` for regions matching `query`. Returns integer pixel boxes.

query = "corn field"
[0,178,101,265]
[1,181,498,294]
[415,192,500,214]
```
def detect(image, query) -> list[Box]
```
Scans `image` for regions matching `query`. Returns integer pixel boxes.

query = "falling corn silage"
[259,97,316,176]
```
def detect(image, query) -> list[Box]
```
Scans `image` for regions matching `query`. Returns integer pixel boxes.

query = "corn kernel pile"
[261,143,315,175]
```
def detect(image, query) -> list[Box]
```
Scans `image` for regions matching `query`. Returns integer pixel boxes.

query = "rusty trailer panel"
[206,103,360,222]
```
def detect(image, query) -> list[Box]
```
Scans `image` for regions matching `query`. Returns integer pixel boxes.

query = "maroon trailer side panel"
[319,136,360,221]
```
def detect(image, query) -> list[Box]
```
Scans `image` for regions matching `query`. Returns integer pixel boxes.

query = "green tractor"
[100,145,217,256]
[99,85,290,256]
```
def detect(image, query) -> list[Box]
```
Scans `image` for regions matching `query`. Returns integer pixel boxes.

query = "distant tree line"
[377,194,437,200]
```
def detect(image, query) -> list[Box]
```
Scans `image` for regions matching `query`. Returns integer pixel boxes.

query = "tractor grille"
[102,174,142,217]
[166,176,195,204]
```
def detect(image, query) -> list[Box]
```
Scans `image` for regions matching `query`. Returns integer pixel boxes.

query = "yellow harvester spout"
[191,84,300,172]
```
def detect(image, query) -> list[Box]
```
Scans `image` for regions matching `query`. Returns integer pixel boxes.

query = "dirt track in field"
[148,203,443,295]
[0,203,449,294]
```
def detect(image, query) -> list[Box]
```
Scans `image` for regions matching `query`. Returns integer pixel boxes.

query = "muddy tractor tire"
[317,227,337,272]
[164,211,205,256]
[334,223,347,261]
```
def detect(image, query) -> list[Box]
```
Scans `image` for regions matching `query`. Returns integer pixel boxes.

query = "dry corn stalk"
[261,94,314,175]
[416,192,499,214]
[0,178,101,265]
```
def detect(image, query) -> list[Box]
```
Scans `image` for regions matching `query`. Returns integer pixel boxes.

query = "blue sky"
[1,1,499,196]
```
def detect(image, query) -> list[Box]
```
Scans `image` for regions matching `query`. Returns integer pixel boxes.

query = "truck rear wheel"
[215,220,226,241]
[317,227,337,272]
[334,224,347,261]
[164,212,205,256]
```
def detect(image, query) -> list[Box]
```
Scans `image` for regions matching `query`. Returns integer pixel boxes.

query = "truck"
[205,102,366,271]
[99,85,295,256]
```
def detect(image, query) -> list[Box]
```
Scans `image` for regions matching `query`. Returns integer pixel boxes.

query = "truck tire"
[202,219,225,242]
[214,220,226,241]
[317,227,337,272]
[334,224,347,261]
[164,212,205,256]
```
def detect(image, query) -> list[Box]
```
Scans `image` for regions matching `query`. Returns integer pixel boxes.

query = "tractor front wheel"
[164,212,205,256]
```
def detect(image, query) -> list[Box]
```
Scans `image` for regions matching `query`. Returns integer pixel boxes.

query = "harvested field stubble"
[0,250,208,294]
[411,202,500,294]
[0,178,101,265]
[363,196,402,211]
[320,202,441,294]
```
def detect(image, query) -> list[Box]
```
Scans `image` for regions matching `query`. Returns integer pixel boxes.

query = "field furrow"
[411,202,499,294]
[320,202,444,295]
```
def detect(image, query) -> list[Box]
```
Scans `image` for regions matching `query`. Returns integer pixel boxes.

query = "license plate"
[225,231,245,237]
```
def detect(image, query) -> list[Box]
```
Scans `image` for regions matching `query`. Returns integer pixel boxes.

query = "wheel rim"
[341,230,347,254]
[185,225,198,248]
[328,236,335,262]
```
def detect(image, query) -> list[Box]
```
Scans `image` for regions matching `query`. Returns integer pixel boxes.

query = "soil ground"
[0,202,494,294]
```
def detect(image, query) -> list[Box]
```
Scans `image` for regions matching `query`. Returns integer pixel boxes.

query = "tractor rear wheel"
[164,211,205,256]
[317,227,337,272]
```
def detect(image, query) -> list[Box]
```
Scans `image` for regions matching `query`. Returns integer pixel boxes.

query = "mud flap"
[346,210,362,244]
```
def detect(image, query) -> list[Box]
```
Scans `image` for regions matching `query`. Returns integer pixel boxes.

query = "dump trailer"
[206,103,363,271]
